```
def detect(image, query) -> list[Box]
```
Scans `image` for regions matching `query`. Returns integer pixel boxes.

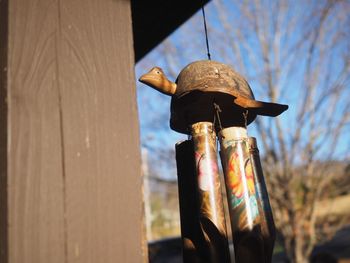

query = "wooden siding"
[1,0,143,262]
[0,0,9,262]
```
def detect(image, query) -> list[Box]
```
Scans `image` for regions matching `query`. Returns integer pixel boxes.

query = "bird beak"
[138,74,150,84]
[138,72,159,86]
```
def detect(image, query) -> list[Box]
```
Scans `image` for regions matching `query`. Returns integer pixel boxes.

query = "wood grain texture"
[4,0,143,262]
[0,0,9,262]
[8,0,65,262]
[58,0,143,262]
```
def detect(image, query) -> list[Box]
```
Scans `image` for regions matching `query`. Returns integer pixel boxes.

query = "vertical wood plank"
[0,0,9,262]
[58,1,143,262]
[3,0,143,262]
[7,0,65,262]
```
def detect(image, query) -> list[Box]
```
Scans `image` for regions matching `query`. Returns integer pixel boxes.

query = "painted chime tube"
[190,122,231,263]
[248,137,276,263]
[219,127,267,263]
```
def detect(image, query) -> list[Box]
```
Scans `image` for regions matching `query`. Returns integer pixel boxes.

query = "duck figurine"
[139,61,288,117]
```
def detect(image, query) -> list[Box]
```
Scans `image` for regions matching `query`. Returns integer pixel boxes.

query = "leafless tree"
[137,0,350,262]
[212,0,350,262]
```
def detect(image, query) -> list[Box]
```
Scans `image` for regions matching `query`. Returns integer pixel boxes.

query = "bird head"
[139,67,177,96]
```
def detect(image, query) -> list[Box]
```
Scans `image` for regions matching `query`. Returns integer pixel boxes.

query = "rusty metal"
[191,122,231,262]
[190,122,228,234]
[176,140,203,263]
[176,123,231,263]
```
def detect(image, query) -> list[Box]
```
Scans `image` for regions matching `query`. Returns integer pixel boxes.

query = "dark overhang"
[131,0,210,62]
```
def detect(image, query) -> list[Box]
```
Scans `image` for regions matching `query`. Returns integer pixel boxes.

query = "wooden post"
[0,0,144,262]
[0,0,9,262]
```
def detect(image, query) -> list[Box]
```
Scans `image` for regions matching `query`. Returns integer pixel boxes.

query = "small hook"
[213,102,224,137]
[243,110,249,129]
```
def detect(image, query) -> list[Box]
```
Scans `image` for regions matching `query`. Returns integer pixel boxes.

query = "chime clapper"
[139,66,287,117]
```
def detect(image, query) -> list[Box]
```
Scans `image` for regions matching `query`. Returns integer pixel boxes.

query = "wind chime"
[139,7,288,263]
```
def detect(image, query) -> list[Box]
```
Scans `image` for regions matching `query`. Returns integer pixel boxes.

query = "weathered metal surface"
[176,122,231,263]
[248,137,276,263]
[176,140,203,263]
[219,129,269,263]
[191,122,228,239]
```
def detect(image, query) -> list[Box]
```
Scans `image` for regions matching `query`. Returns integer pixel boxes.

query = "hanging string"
[201,6,211,60]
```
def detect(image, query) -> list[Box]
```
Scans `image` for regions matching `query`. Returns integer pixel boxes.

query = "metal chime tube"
[248,137,276,263]
[176,140,202,263]
[219,127,265,263]
[190,122,231,263]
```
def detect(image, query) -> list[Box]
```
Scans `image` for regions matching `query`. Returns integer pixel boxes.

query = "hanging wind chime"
[139,6,288,263]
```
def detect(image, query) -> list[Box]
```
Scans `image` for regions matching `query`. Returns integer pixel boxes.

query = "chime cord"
[201,6,211,60]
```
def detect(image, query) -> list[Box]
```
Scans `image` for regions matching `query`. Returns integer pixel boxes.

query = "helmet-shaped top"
[138,60,288,134]
[175,60,254,100]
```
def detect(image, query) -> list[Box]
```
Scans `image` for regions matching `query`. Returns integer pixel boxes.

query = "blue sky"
[135,0,350,177]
